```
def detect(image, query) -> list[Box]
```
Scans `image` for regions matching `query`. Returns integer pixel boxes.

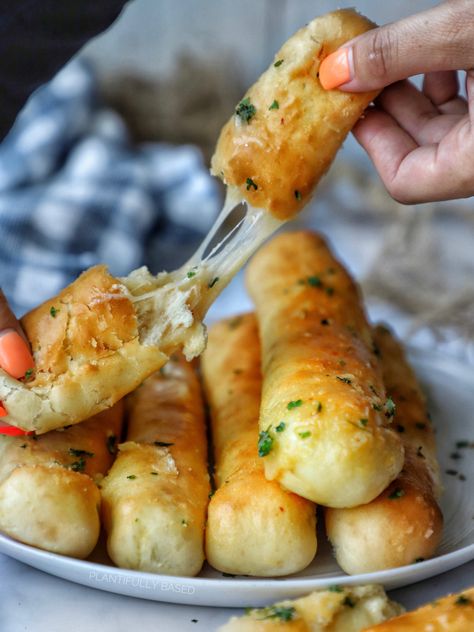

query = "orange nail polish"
[0,330,34,380]
[319,48,352,90]
[0,423,34,436]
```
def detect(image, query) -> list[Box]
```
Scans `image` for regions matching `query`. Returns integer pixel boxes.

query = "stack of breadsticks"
[0,230,444,584]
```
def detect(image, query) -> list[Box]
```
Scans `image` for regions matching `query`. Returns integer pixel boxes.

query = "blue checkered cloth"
[0,59,221,317]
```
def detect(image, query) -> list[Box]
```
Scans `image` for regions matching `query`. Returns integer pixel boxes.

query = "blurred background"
[1,0,474,360]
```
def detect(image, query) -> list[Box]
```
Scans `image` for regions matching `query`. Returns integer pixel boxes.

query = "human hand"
[319,0,474,204]
[0,290,34,433]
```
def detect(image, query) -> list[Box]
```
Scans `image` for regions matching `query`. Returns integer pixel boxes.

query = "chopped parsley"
[50,306,59,318]
[150,472,158,476]
[208,277,219,288]
[316,401,323,413]
[359,418,369,427]
[274,59,284,67]
[106,435,117,455]
[208,490,215,499]
[445,469,458,476]
[181,519,188,526]
[187,270,197,278]
[456,440,470,449]
[287,399,303,410]
[23,368,34,381]
[328,585,343,593]
[19,444,27,449]
[126,474,137,480]
[275,421,286,432]
[246,177,258,191]
[307,275,322,287]
[154,441,174,447]
[261,606,295,622]
[372,403,383,411]
[235,97,256,123]
[68,448,94,458]
[269,100,279,110]
[455,595,471,606]
[336,376,352,385]
[299,431,311,439]
[385,396,396,418]
[414,557,425,563]
[294,190,302,201]
[321,318,330,325]
[388,488,405,500]
[258,427,274,457]
[69,457,86,472]
[325,286,335,296]
[343,596,355,608]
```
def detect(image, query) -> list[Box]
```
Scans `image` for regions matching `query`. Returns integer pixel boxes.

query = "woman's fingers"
[320,0,474,92]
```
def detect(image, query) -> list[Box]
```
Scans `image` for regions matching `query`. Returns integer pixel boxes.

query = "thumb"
[320,0,474,92]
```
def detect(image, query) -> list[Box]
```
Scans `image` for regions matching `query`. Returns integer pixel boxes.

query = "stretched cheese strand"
[246,231,404,507]
[0,403,123,558]
[325,324,443,573]
[202,314,316,576]
[0,8,377,435]
[100,353,209,576]
[219,585,403,632]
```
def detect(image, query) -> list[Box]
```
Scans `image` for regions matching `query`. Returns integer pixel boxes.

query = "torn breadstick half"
[100,353,209,576]
[211,8,378,220]
[0,9,378,435]
[0,402,123,558]
[246,231,404,508]
[202,313,316,576]
[219,584,403,632]
[325,324,443,573]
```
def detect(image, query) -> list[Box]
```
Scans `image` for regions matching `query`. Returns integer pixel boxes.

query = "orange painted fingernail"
[0,330,34,379]
[319,48,352,90]
[0,423,34,436]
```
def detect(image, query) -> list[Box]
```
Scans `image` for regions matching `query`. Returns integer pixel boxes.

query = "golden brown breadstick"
[202,314,316,576]
[246,231,404,507]
[219,584,403,632]
[325,324,443,573]
[0,403,123,558]
[363,586,474,632]
[212,9,378,220]
[100,353,209,576]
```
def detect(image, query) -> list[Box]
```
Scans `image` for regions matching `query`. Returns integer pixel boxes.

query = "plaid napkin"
[0,59,221,316]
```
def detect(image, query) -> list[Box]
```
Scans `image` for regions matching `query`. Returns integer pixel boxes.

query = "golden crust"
[246,232,404,507]
[100,354,209,576]
[0,266,167,433]
[0,403,123,558]
[211,9,378,220]
[202,314,316,577]
[219,584,403,632]
[325,325,443,573]
[363,586,474,632]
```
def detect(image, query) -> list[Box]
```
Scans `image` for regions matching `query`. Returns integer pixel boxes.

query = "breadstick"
[246,231,404,507]
[211,9,378,220]
[363,586,474,632]
[219,584,403,632]
[0,403,123,558]
[202,313,316,576]
[325,324,443,573]
[100,353,209,576]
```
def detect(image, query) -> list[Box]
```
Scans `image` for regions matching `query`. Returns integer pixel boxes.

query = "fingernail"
[319,48,353,90]
[0,422,34,436]
[0,329,34,380]
[0,403,7,418]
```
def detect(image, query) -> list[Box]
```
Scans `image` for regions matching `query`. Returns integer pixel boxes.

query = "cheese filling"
[122,188,283,359]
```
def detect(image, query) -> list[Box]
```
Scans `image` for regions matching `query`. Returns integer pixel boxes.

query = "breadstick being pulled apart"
[325,324,443,573]
[0,403,123,558]
[0,9,378,435]
[219,584,403,632]
[202,314,316,576]
[100,353,209,576]
[246,232,404,508]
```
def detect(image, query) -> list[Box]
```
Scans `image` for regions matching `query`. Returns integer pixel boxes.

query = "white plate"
[0,348,473,607]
